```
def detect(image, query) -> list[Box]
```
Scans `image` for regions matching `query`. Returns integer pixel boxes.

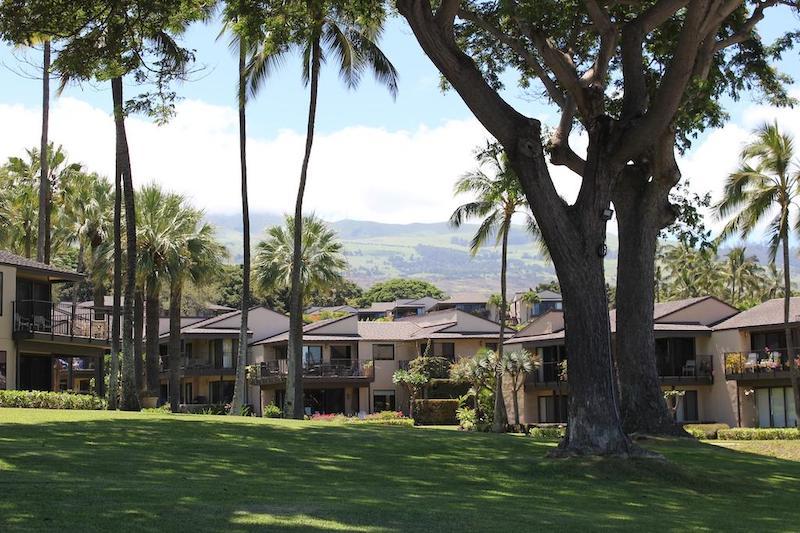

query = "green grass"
[1,409,799,532]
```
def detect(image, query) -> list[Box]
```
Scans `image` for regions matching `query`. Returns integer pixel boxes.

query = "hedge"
[412,399,459,425]
[0,390,107,410]
[684,423,730,440]
[528,424,566,440]
[717,428,800,440]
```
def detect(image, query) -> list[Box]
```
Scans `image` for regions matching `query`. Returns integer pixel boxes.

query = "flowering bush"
[364,411,406,420]
[307,411,413,426]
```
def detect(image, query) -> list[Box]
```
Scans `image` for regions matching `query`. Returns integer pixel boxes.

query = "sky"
[0,10,799,232]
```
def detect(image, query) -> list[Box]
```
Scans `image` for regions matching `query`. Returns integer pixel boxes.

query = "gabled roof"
[435,292,490,305]
[714,297,800,331]
[0,250,83,282]
[158,306,289,342]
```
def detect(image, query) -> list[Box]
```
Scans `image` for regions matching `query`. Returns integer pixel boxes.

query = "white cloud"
[0,97,502,224]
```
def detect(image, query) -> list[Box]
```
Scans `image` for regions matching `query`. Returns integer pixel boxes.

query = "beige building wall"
[0,265,17,389]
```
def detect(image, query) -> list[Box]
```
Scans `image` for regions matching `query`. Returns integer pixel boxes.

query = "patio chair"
[681,359,696,377]
[770,351,783,370]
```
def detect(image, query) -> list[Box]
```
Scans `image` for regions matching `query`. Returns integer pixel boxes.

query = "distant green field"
[2,409,799,532]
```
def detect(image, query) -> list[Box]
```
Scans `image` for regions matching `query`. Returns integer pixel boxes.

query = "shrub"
[142,403,172,414]
[263,402,282,418]
[528,425,566,440]
[684,423,729,440]
[364,410,406,420]
[412,399,459,425]
[305,411,413,426]
[717,428,800,440]
[0,390,106,410]
[456,406,477,431]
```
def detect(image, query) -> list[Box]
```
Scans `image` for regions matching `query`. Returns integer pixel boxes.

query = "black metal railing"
[159,355,236,373]
[248,358,374,382]
[531,360,568,384]
[724,349,794,377]
[12,299,110,341]
[658,354,713,380]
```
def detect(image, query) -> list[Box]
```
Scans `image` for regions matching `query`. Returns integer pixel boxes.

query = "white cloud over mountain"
[0,92,798,233]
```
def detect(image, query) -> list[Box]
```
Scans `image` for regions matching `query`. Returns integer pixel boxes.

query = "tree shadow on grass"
[0,414,798,531]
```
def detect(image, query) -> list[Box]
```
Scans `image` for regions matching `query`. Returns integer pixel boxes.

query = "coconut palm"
[254,215,347,305]
[37,38,51,263]
[162,199,226,412]
[449,142,543,433]
[248,0,397,418]
[219,2,264,416]
[715,121,800,424]
[722,246,763,307]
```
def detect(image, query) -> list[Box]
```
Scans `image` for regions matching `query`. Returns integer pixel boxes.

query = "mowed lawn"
[1,410,799,532]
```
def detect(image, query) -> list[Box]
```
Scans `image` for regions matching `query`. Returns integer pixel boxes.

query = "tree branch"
[457,7,566,108]
[549,96,587,175]
[714,0,777,51]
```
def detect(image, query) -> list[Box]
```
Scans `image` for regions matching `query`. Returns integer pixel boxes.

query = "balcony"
[526,360,568,389]
[248,358,374,387]
[658,354,713,385]
[724,350,795,381]
[159,355,236,376]
[12,299,110,343]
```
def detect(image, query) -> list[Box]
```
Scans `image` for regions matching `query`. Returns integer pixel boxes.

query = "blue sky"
[0,10,798,225]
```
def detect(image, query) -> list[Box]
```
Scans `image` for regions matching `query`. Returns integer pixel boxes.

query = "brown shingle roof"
[714,297,800,331]
[0,250,83,281]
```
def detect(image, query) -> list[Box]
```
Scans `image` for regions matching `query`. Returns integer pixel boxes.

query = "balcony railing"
[12,299,110,342]
[658,354,713,384]
[724,350,796,379]
[159,355,235,373]
[248,358,374,384]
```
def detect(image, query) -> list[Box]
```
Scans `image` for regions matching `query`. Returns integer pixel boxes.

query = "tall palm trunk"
[231,40,251,415]
[134,287,144,394]
[70,241,85,336]
[37,40,50,264]
[109,141,122,410]
[491,215,510,432]
[112,76,140,411]
[168,279,182,412]
[285,36,321,420]
[782,231,800,424]
[144,277,161,394]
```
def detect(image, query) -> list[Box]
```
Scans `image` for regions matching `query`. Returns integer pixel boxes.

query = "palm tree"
[136,185,187,398]
[449,142,543,433]
[37,38,51,264]
[248,1,397,418]
[164,202,226,412]
[722,246,762,307]
[219,1,263,416]
[254,215,347,306]
[715,121,800,425]
[502,349,538,428]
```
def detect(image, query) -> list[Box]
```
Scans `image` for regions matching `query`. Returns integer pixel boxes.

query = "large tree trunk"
[782,233,800,425]
[510,124,637,457]
[112,76,139,411]
[37,40,50,264]
[231,40,250,416]
[144,278,161,394]
[613,163,687,437]
[285,36,321,420]
[168,280,182,412]
[134,287,144,395]
[491,217,510,432]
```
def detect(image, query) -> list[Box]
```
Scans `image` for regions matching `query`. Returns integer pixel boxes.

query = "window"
[680,390,699,422]
[538,395,568,423]
[185,342,193,359]
[303,345,322,366]
[440,342,455,361]
[0,351,6,390]
[485,342,498,352]
[210,381,234,404]
[330,345,352,362]
[0,272,3,316]
[373,390,396,412]
[183,382,193,404]
[373,344,395,360]
[276,345,288,359]
[756,387,797,428]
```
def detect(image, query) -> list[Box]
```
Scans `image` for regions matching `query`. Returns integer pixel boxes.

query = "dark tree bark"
[112,76,139,411]
[231,38,251,415]
[109,115,122,410]
[134,287,144,395]
[285,35,321,420]
[37,39,50,264]
[144,277,161,394]
[782,232,800,423]
[613,153,688,436]
[168,280,182,412]
[491,214,510,432]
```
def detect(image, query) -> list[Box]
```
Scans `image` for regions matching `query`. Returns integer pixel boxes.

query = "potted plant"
[140,390,159,409]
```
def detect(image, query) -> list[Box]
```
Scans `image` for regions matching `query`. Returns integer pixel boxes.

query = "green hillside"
[208,212,619,294]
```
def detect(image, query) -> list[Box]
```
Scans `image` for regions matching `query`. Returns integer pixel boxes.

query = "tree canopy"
[359,278,446,306]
